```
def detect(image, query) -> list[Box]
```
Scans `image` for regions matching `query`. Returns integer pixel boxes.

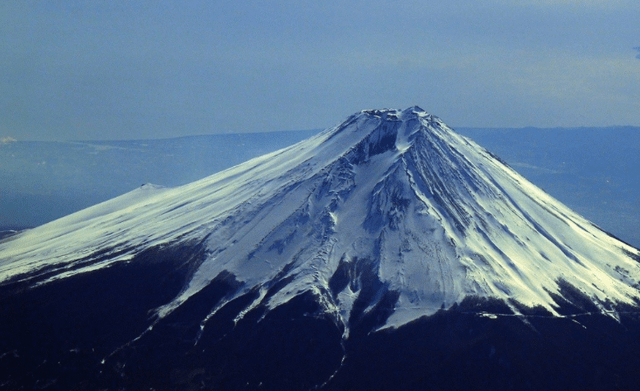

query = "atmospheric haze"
[2,1,640,141]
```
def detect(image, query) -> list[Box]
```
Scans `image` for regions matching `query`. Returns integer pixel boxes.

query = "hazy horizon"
[3,123,640,143]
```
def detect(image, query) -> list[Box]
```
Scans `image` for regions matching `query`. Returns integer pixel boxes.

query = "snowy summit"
[2,106,640,334]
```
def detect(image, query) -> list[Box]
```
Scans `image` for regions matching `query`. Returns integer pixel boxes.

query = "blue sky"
[2,0,639,141]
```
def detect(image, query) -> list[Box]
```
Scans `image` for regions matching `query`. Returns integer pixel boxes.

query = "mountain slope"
[0,130,320,228]
[3,106,640,390]
[2,107,640,334]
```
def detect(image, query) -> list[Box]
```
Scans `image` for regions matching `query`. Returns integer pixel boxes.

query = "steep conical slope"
[1,106,640,334]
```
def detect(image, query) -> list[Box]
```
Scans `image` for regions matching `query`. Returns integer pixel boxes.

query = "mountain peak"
[360,105,429,119]
[1,107,640,333]
[329,106,446,164]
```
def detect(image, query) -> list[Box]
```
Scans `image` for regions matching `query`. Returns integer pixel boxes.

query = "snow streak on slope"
[1,107,640,331]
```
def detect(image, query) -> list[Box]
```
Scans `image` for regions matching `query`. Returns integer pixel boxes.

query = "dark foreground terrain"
[2,244,640,391]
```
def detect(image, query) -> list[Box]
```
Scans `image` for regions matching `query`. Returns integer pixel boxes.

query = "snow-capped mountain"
[2,106,639,326]
[2,106,640,390]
